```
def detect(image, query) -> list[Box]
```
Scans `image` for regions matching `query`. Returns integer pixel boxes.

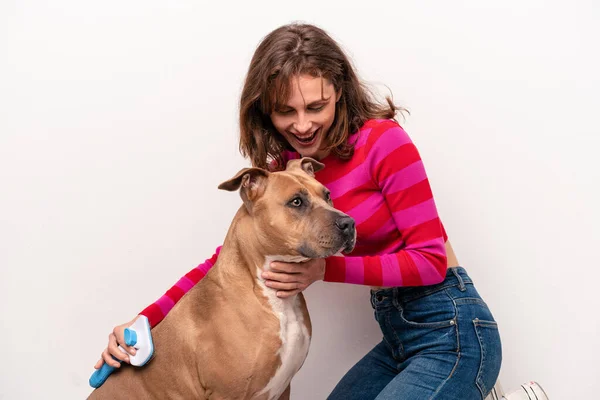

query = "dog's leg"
[276,384,290,400]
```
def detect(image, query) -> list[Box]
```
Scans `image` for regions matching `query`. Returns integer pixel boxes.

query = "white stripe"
[257,255,311,400]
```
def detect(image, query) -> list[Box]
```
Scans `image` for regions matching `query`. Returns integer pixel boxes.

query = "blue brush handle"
[89,328,137,388]
[89,357,119,388]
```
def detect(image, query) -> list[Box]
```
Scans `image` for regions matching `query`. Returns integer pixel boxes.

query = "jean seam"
[473,318,498,398]
[381,334,396,360]
[385,311,404,360]
[427,351,460,400]
[428,291,461,399]
[375,309,395,358]
[448,289,460,354]
[374,307,403,361]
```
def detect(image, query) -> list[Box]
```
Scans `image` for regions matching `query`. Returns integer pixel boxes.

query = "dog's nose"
[335,216,355,236]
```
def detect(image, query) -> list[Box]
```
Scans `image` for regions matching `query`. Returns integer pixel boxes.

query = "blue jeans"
[328,267,502,400]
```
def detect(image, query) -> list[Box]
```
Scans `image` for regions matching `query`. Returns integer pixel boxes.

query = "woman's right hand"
[93,316,139,369]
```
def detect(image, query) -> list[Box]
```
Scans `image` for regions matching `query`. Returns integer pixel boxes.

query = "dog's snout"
[335,216,355,235]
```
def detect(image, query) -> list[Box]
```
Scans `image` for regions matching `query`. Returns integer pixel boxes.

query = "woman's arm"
[139,246,222,327]
[263,121,449,294]
[324,121,448,287]
[93,247,222,369]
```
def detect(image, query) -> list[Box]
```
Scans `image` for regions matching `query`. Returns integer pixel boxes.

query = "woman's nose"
[293,114,312,134]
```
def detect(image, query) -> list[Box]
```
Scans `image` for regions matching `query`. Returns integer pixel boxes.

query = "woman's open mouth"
[292,127,320,146]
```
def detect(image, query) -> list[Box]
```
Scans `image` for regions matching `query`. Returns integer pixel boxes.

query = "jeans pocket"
[474,319,502,398]
[397,289,456,328]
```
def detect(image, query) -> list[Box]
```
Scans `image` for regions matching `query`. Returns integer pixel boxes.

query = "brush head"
[125,315,154,367]
[89,315,155,388]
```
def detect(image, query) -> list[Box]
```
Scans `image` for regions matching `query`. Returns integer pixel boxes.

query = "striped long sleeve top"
[140,119,448,328]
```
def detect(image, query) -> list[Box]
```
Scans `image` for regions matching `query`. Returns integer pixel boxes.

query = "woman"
[94,22,502,399]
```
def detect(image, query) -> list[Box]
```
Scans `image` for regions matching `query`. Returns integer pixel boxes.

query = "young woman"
[94,23,502,399]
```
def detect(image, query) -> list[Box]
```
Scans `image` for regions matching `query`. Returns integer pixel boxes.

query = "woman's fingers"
[102,347,122,368]
[269,261,303,274]
[276,289,302,298]
[112,325,137,356]
[107,333,131,363]
[265,280,306,291]
[262,259,324,297]
[263,270,304,283]
[94,316,140,370]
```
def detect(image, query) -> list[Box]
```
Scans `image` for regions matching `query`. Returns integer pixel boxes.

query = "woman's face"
[270,74,340,160]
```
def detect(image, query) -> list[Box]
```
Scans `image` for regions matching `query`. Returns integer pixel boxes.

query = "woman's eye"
[276,108,294,115]
[308,105,325,112]
[290,197,303,207]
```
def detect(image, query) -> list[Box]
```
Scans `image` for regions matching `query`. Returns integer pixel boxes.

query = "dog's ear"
[218,167,270,212]
[286,157,325,177]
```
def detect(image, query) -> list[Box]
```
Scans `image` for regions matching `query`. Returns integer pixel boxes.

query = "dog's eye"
[325,192,331,202]
[290,197,303,207]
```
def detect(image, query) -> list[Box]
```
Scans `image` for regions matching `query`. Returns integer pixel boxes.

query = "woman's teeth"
[295,129,318,144]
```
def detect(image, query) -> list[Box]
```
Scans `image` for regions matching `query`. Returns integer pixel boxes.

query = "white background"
[1,1,599,399]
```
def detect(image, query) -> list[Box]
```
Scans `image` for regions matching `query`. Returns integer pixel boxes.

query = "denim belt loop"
[370,291,377,308]
[451,267,466,291]
[391,287,399,307]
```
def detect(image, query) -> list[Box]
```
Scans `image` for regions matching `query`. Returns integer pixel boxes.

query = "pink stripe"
[349,127,371,149]
[175,276,196,293]
[368,127,411,167]
[392,199,439,230]
[344,257,365,284]
[380,254,403,286]
[371,218,399,240]
[403,237,446,255]
[156,295,175,317]
[381,161,427,196]
[377,237,406,255]
[408,250,445,285]
[327,164,369,200]
[347,193,386,225]
[197,260,215,275]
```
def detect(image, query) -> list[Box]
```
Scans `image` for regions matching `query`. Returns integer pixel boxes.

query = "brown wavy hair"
[239,22,402,170]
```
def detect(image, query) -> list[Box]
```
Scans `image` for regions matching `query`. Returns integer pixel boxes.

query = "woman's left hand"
[261,258,326,298]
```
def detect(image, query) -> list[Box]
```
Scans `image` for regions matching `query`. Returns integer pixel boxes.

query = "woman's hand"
[261,258,326,298]
[93,317,139,369]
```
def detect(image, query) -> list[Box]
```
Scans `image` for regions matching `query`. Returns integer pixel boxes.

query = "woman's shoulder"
[359,118,411,151]
[360,118,402,131]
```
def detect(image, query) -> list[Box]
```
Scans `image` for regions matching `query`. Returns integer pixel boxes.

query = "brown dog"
[87,157,356,400]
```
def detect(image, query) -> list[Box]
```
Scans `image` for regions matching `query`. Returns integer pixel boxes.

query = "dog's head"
[218,157,356,259]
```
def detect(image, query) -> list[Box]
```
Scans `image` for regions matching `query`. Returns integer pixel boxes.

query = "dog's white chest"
[257,259,311,400]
